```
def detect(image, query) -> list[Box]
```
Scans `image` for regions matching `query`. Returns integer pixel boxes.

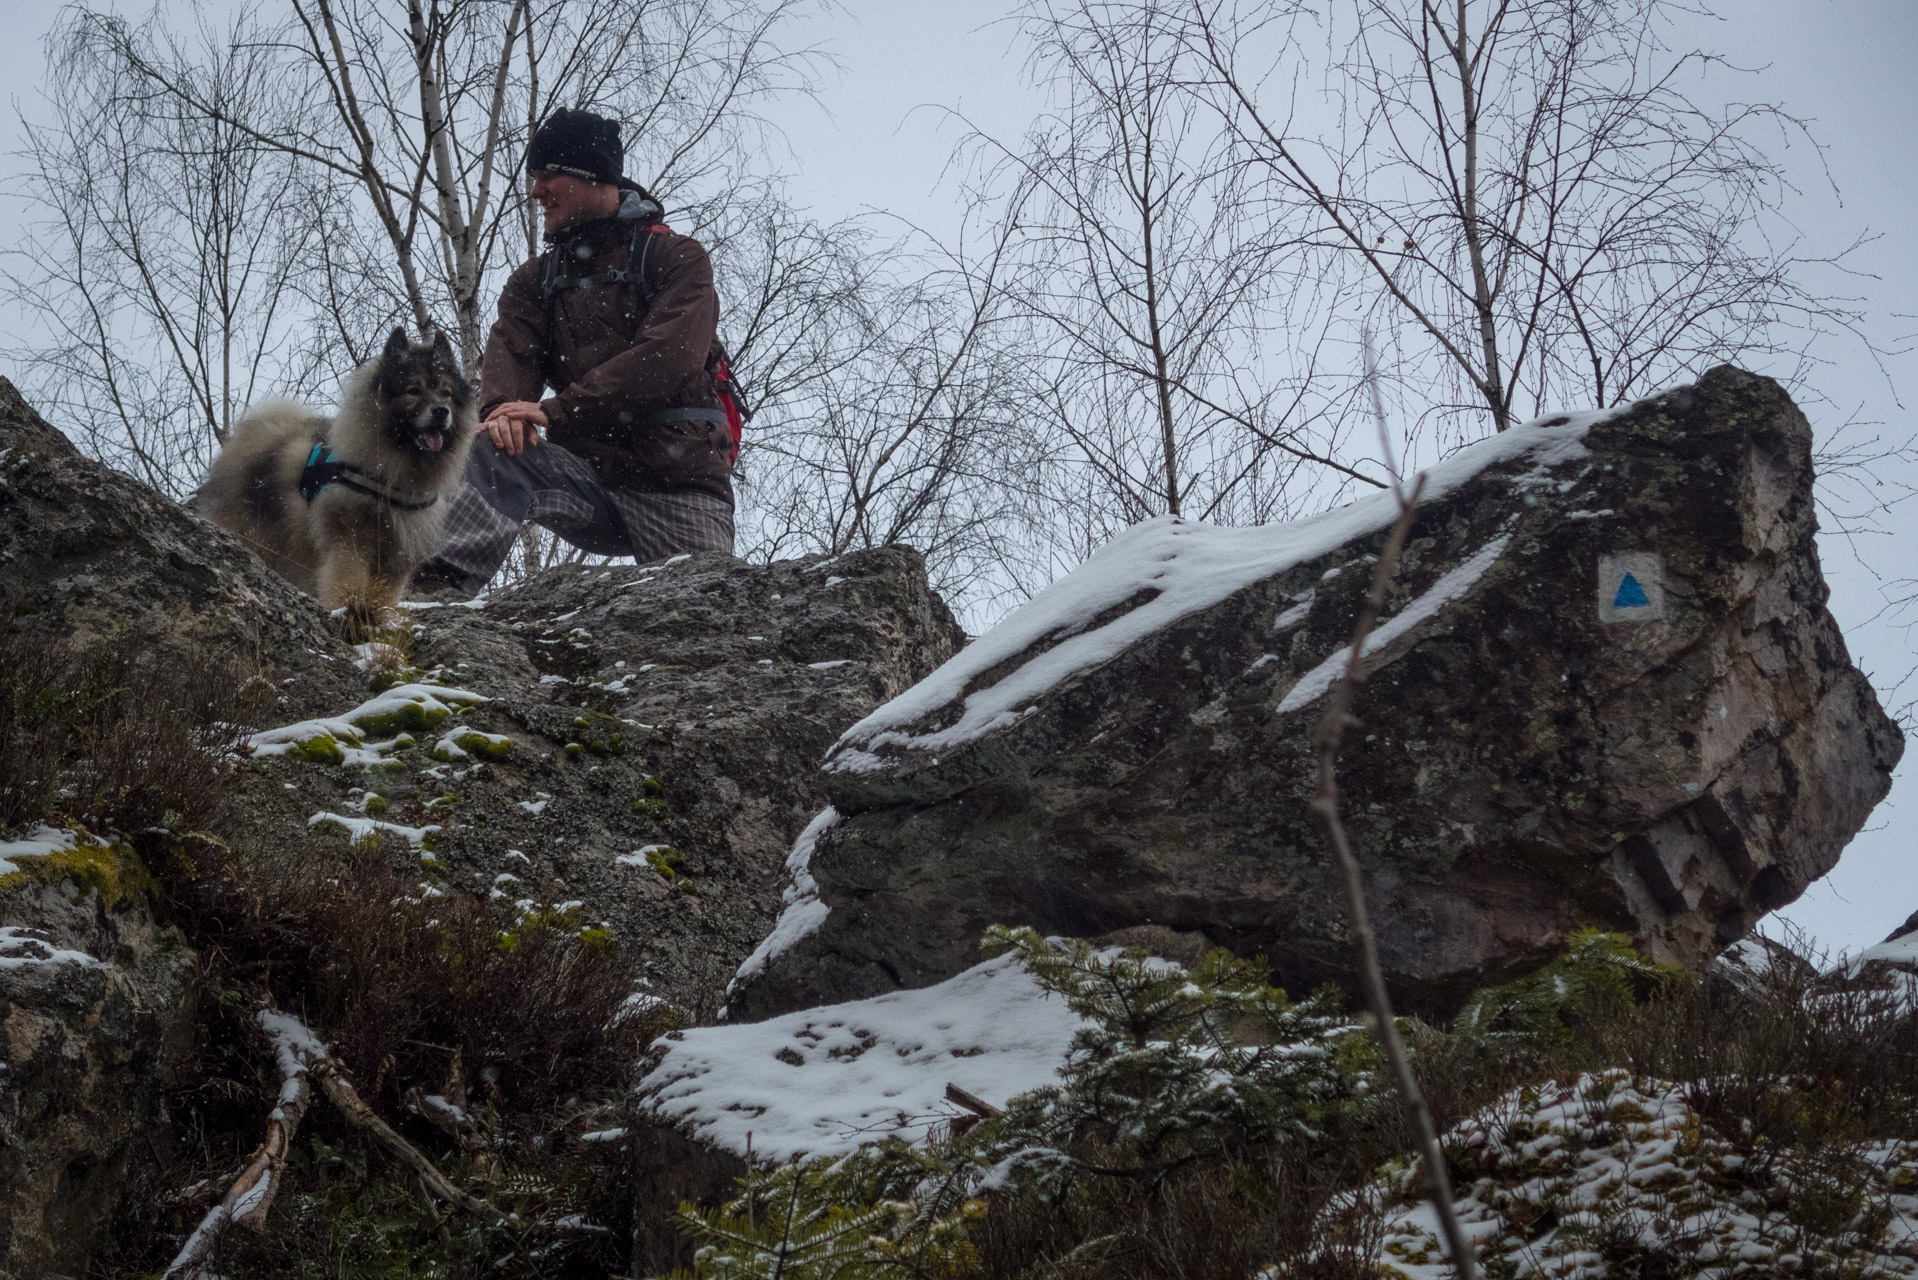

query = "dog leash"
[300,442,441,511]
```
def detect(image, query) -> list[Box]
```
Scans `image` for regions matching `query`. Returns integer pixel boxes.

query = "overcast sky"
[2,0,1912,957]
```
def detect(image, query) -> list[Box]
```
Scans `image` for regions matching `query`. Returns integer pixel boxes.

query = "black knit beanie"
[526,108,623,185]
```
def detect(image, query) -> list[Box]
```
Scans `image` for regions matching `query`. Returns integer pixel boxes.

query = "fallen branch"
[314,1061,521,1228]
[163,1005,604,1275]
[1306,474,1480,1280]
[163,1009,325,1280]
[403,1048,501,1181]
[944,1082,1003,1119]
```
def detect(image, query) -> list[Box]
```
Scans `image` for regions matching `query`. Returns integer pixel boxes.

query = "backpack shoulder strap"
[537,244,566,385]
[538,223,672,372]
[629,220,668,313]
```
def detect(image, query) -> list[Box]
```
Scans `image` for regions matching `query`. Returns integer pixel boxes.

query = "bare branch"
[1303,473,1479,1280]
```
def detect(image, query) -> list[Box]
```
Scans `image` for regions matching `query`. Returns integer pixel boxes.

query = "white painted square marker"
[1598,552,1667,623]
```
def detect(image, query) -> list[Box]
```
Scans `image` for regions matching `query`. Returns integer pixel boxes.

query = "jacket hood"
[541,183,663,246]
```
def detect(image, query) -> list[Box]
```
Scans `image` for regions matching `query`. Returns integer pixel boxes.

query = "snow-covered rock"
[1345,1070,1918,1279]
[643,952,1084,1162]
[735,367,1901,1020]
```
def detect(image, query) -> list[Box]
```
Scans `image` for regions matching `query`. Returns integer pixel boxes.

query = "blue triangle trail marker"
[1613,572,1651,609]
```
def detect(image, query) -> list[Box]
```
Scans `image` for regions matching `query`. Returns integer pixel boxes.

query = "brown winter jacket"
[479,195,733,504]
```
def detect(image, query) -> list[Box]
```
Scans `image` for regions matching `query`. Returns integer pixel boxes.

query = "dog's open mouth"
[415,429,447,453]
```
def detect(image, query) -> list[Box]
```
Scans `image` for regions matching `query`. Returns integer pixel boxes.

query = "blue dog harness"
[299,441,440,511]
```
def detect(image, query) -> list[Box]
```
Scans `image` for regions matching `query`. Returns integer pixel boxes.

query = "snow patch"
[1852,932,1918,973]
[248,683,485,764]
[1275,534,1512,715]
[616,843,674,871]
[1271,590,1315,631]
[308,812,439,848]
[728,808,840,994]
[0,824,89,877]
[645,951,1087,1162]
[827,410,1605,774]
[259,1009,328,1091]
[0,925,101,970]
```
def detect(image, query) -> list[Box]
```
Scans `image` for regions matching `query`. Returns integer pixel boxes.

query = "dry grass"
[252,841,663,1116]
[99,832,668,1278]
[0,625,250,839]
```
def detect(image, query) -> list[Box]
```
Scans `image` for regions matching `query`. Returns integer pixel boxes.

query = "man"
[417,108,736,594]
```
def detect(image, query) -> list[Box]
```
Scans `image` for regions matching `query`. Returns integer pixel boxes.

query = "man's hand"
[481,401,548,455]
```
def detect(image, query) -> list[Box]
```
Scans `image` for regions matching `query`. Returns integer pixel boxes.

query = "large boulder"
[0,832,194,1280]
[732,366,1903,1018]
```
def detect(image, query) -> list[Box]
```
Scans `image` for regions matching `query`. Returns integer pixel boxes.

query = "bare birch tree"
[55,0,822,377]
[4,9,322,495]
[733,210,1049,614]
[1169,0,1871,440]
[964,0,1379,561]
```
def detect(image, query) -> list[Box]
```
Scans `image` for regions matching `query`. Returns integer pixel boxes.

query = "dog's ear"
[383,327,412,363]
[430,329,457,370]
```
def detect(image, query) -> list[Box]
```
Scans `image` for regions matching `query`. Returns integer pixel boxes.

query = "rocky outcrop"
[1843,910,1918,999]
[220,546,966,1003]
[0,835,194,1280]
[0,377,359,716]
[0,380,964,1269]
[732,367,1903,1019]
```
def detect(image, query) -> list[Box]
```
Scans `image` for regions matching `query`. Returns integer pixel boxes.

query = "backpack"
[538,216,753,465]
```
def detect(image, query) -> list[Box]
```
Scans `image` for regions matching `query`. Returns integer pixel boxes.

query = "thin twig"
[1305,473,1479,1280]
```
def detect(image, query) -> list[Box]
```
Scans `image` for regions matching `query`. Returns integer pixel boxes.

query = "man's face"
[529,170,618,235]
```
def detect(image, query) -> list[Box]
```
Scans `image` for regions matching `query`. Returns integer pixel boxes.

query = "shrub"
[0,625,249,839]
[245,842,667,1119]
[972,925,1362,1194]
[673,927,1369,1280]
[671,925,1918,1280]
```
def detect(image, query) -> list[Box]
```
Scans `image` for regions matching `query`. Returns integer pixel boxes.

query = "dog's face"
[375,328,474,456]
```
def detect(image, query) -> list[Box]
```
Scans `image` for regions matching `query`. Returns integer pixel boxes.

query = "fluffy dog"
[199,328,477,635]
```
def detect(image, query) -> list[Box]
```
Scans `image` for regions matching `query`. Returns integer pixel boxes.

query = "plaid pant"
[424,436,735,592]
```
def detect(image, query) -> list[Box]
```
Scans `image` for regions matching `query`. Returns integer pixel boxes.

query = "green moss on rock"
[288,734,346,766]
[567,712,626,757]
[0,837,155,907]
[453,731,511,761]
[356,702,447,738]
[646,845,686,880]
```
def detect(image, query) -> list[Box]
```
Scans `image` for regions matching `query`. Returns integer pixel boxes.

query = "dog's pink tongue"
[420,430,445,452]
